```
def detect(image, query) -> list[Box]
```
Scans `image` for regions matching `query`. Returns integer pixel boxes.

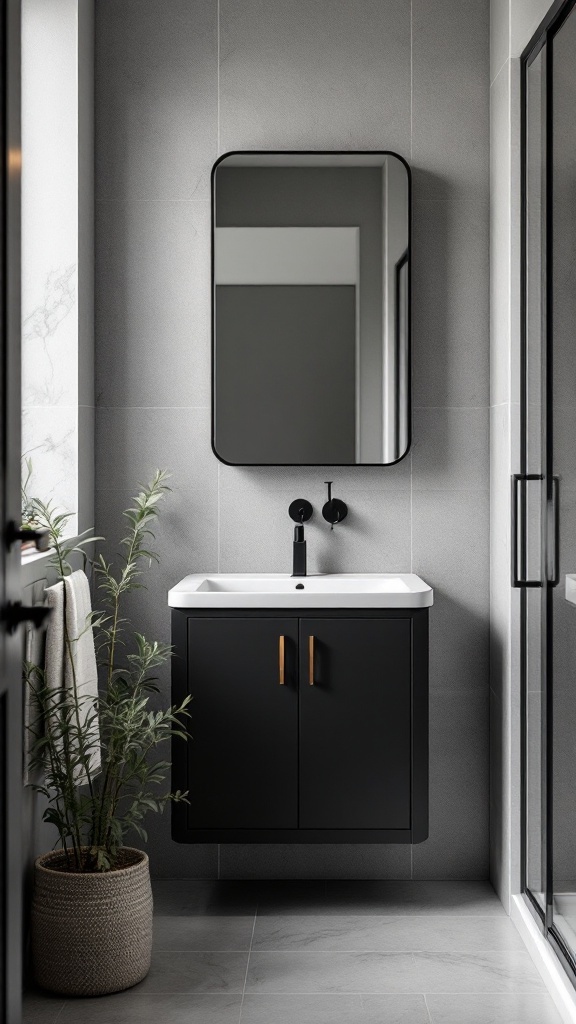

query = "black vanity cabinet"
[171,608,428,844]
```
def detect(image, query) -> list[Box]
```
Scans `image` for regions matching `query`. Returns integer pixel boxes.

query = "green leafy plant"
[21,454,45,534]
[25,470,191,872]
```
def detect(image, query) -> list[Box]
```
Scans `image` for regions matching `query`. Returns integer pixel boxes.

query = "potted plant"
[25,471,190,997]
[20,456,46,551]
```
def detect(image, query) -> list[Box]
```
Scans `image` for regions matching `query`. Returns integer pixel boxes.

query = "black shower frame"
[209,150,412,468]
[520,0,576,987]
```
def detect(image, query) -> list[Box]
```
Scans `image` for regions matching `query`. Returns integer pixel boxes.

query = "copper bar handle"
[308,635,315,686]
[279,635,285,685]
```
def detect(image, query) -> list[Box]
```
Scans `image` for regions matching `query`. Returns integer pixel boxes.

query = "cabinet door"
[299,618,411,829]
[186,618,298,829]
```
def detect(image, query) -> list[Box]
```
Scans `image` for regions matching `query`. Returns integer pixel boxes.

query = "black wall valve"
[288,499,313,524]
[322,481,348,530]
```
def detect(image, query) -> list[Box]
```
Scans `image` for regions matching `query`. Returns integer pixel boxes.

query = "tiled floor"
[24,880,564,1023]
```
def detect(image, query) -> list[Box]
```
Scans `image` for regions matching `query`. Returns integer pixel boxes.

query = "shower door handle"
[549,476,560,587]
[511,474,543,588]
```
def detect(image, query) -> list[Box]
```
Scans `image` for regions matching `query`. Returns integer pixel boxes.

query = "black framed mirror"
[212,151,411,466]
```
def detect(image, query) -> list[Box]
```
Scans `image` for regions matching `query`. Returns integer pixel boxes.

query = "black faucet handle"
[289,499,313,524]
[322,482,348,529]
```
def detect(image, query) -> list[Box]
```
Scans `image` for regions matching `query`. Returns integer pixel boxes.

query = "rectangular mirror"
[212,151,410,466]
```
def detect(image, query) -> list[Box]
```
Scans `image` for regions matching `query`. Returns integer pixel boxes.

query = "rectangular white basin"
[168,573,433,609]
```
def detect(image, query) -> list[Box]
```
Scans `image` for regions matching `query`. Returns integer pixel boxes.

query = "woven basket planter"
[32,847,152,997]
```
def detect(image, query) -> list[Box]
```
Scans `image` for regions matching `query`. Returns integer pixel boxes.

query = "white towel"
[45,570,101,782]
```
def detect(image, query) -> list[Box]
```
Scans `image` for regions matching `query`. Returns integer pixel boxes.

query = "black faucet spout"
[292,524,307,577]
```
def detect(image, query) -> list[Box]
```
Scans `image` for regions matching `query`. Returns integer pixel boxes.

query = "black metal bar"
[550,475,560,586]
[511,474,544,587]
[544,9,554,937]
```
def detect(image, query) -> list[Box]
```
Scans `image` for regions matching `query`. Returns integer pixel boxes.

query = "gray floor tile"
[413,950,546,994]
[252,914,524,952]
[246,947,545,995]
[136,951,248,993]
[22,993,64,1024]
[240,993,430,1024]
[153,913,255,951]
[255,881,329,916]
[322,881,504,916]
[245,951,419,994]
[152,880,259,916]
[426,992,563,1023]
[59,992,242,1023]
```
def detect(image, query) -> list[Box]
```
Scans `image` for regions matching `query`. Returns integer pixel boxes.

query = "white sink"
[168,573,433,609]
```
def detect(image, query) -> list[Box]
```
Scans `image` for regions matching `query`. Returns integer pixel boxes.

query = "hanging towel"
[45,570,101,782]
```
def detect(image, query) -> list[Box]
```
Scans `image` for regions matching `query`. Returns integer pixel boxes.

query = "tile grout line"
[239,905,258,1023]
[423,992,434,1023]
[229,948,529,954]
[223,947,532,954]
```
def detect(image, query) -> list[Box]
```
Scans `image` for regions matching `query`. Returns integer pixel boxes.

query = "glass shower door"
[522,0,576,980]
[522,35,547,920]
[550,1,576,966]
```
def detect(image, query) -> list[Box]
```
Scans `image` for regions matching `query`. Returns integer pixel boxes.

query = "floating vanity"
[169,573,433,845]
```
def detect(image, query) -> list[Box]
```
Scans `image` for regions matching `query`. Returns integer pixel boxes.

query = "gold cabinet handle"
[308,635,315,685]
[279,635,285,685]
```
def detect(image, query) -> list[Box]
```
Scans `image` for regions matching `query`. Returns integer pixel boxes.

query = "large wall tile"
[218,464,411,575]
[96,406,217,564]
[412,490,489,691]
[96,201,210,408]
[95,0,217,200]
[490,63,512,407]
[490,684,510,909]
[219,0,411,153]
[412,0,489,201]
[491,0,510,84]
[510,0,554,58]
[412,408,489,493]
[219,844,411,881]
[413,200,489,408]
[412,691,489,879]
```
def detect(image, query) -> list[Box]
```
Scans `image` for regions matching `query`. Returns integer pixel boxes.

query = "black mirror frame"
[210,149,412,468]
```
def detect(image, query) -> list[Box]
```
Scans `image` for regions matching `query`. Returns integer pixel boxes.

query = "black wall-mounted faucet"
[289,499,313,577]
[322,481,348,530]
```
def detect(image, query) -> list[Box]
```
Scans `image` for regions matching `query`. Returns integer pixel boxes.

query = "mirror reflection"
[213,152,410,466]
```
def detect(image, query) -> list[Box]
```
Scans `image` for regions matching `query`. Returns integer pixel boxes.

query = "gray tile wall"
[95,0,490,880]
